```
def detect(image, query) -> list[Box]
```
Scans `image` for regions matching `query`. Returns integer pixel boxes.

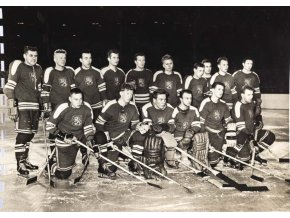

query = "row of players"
[3,46,272,179]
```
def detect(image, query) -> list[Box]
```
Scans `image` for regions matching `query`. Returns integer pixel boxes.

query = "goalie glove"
[225,123,237,147]
[178,129,194,150]
[152,123,170,134]
[54,130,74,144]
[7,99,18,122]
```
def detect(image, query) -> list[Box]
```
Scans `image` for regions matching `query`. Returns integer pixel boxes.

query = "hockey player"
[4,46,43,175]
[183,62,209,108]
[75,49,107,122]
[230,85,275,167]
[233,58,262,117]
[125,52,153,115]
[142,89,177,168]
[46,88,94,180]
[150,54,182,107]
[199,82,234,167]
[210,57,238,110]
[101,49,125,102]
[94,83,139,179]
[171,89,201,166]
[201,59,212,89]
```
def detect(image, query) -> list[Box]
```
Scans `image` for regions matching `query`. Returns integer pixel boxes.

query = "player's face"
[120,89,133,103]
[204,62,212,74]
[162,59,173,72]
[24,51,38,66]
[242,60,253,71]
[194,67,205,78]
[218,60,228,73]
[154,94,167,109]
[181,93,192,107]
[242,89,254,103]
[81,53,92,68]
[138,123,150,134]
[108,53,119,66]
[54,53,67,67]
[212,85,224,99]
[69,93,83,108]
[135,56,145,69]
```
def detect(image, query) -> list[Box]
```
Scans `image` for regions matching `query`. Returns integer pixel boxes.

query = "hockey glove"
[254,115,264,131]
[7,99,18,122]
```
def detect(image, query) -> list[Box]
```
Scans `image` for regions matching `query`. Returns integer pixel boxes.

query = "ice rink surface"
[0,109,289,212]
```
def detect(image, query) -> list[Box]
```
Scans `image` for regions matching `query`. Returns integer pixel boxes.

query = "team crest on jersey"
[244,78,253,87]
[180,121,189,130]
[59,77,68,87]
[29,71,37,83]
[248,110,254,119]
[114,77,120,86]
[165,81,173,90]
[157,117,165,124]
[196,85,203,94]
[84,76,93,86]
[223,81,230,90]
[71,115,82,126]
[119,112,127,123]
[138,78,145,87]
[213,110,221,120]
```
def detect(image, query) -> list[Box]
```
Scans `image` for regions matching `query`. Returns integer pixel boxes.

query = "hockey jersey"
[150,70,182,107]
[95,100,139,140]
[101,66,125,100]
[4,60,43,110]
[42,66,76,106]
[233,101,255,135]
[210,72,238,109]
[46,102,94,141]
[199,97,232,133]
[171,105,201,139]
[125,68,153,107]
[75,66,107,109]
[232,70,261,102]
[183,75,209,108]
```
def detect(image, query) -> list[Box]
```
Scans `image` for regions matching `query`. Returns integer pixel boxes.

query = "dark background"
[1,6,289,93]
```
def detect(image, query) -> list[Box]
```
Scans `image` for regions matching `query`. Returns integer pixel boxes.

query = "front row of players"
[37,81,275,182]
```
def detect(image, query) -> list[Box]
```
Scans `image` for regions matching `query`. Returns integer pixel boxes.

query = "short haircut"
[80,49,91,57]
[212,82,225,89]
[152,89,169,100]
[23,46,38,54]
[54,49,67,55]
[134,52,145,61]
[107,49,119,58]
[242,57,254,63]
[120,83,134,91]
[179,89,193,98]
[201,59,211,64]
[193,62,205,69]
[217,56,228,65]
[161,54,173,64]
[70,88,83,96]
[241,85,254,94]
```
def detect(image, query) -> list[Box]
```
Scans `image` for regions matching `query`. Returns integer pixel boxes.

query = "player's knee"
[94,131,108,145]
[237,131,248,145]
[16,133,33,144]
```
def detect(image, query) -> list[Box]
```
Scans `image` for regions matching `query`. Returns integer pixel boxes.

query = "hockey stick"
[175,147,269,191]
[108,143,194,194]
[176,160,209,178]
[73,153,90,184]
[74,140,163,189]
[209,146,290,184]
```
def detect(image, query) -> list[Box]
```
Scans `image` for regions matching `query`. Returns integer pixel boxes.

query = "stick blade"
[244,186,269,192]
[26,176,37,185]
[184,187,194,194]
[279,158,290,163]
[251,174,264,182]
[74,177,81,184]
[147,182,163,189]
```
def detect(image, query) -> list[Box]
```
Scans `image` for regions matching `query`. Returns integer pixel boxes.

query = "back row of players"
[4,46,275,180]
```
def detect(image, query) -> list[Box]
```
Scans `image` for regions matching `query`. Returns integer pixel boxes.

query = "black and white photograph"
[0,2,289,213]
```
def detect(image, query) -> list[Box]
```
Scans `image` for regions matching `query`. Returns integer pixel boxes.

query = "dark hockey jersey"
[4,60,43,109]
[210,72,238,109]
[75,66,107,109]
[183,75,209,108]
[199,97,232,133]
[101,66,125,101]
[150,70,182,107]
[95,100,139,140]
[42,66,76,106]
[171,105,201,139]
[233,101,255,135]
[46,102,94,140]
[232,70,261,102]
[125,68,153,107]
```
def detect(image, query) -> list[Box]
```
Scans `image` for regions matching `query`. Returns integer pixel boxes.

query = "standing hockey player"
[125,52,153,115]
[75,49,107,122]
[199,82,234,167]
[101,49,125,101]
[46,88,94,180]
[183,62,209,108]
[4,46,43,175]
[201,59,212,89]
[210,57,238,110]
[94,83,139,179]
[233,58,262,117]
[150,54,182,107]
